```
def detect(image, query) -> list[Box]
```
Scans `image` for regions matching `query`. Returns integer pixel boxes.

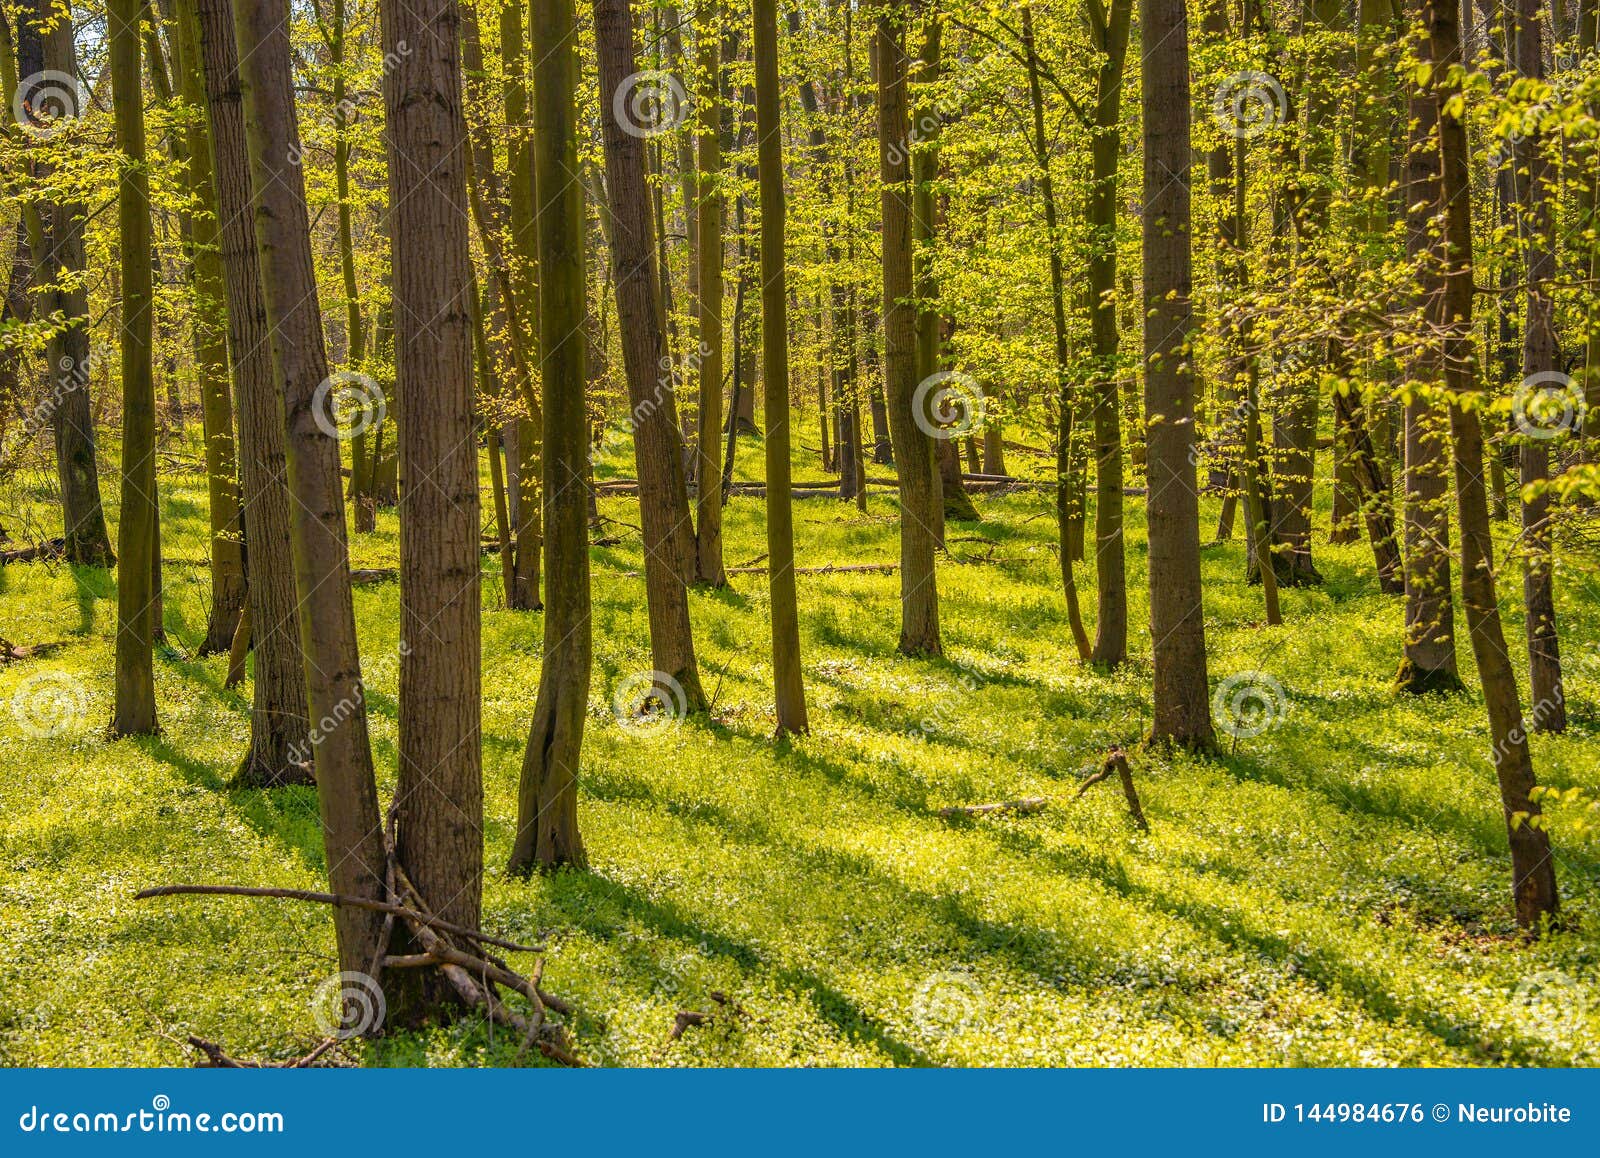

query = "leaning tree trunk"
[233,0,389,976]
[1428,0,1558,932]
[170,0,244,652]
[593,0,706,709]
[693,2,729,586]
[1140,0,1213,748]
[1511,0,1565,732]
[1395,52,1460,692]
[377,0,485,1022]
[509,0,591,873]
[108,0,158,737]
[753,0,810,732]
[189,0,313,786]
[877,1,941,658]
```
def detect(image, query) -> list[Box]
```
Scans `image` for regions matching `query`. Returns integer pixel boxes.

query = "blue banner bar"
[4,1069,1595,1155]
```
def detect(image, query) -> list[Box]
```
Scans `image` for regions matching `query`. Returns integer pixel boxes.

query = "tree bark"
[754,0,810,731]
[1428,0,1558,931]
[509,0,591,872]
[694,2,729,585]
[593,0,706,708]
[1140,0,1213,748]
[189,0,313,785]
[108,0,158,737]
[232,0,389,975]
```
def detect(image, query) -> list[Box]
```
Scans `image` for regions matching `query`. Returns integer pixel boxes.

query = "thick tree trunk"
[232,0,389,977]
[189,0,313,785]
[510,0,591,872]
[1428,0,1558,931]
[877,3,941,657]
[593,0,706,707]
[754,0,810,731]
[379,0,485,1021]
[1140,0,1213,748]
[108,0,158,737]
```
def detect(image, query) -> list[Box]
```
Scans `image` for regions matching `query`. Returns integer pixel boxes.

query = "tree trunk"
[754,0,810,731]
[1396,58,1460,692]
[693,2,729,586]
[593,0,706,707]
[509,0,591,872]
[1428,0,1558,931]
[1511,0,1566,732]
[189,0,313,785]
[232,0,389,978]
[877,2,941,658]
[1021,4,1090,661]
[1140,0,1213,748]
[1087,0,1133,667]
[109,0,158,737]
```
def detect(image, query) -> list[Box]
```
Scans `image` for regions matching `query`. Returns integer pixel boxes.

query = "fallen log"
[936,797,1049,819]
[1,539,64,565]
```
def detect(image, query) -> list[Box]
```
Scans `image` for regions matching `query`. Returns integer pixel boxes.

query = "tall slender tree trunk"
[1396,53,1460,692]
[510,0,591,872]
[189,0,313,785]
[1511,0,1566,732]
[1428,0,1558,931]
[754,0,810,731]
[593,0,706,707]
[878,3,941,657]
[694,2,729,586]
[1087,0,1133,667]
[1140,0,1213,748]
[232,0,389,974]
[109,0,158,737]
[1021,4,1090,661]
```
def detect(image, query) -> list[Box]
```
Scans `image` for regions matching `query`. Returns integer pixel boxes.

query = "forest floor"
[1,426,1598,1067]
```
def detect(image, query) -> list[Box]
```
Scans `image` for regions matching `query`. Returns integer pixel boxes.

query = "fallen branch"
[185,1034,341,1069]
[1,538,64,565]
[1074,747,1149,831]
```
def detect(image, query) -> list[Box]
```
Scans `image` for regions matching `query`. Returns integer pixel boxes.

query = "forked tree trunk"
[694,2,729,586]
[109,0,158,737]
[1140,0,1213,748]
[189,0,313,786]
[1428,0,1558,931]
[877,3,941,657]
[510,0,591,872]
[754,0,810,731]
[232,0,389,975]
[592,0,706,708]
